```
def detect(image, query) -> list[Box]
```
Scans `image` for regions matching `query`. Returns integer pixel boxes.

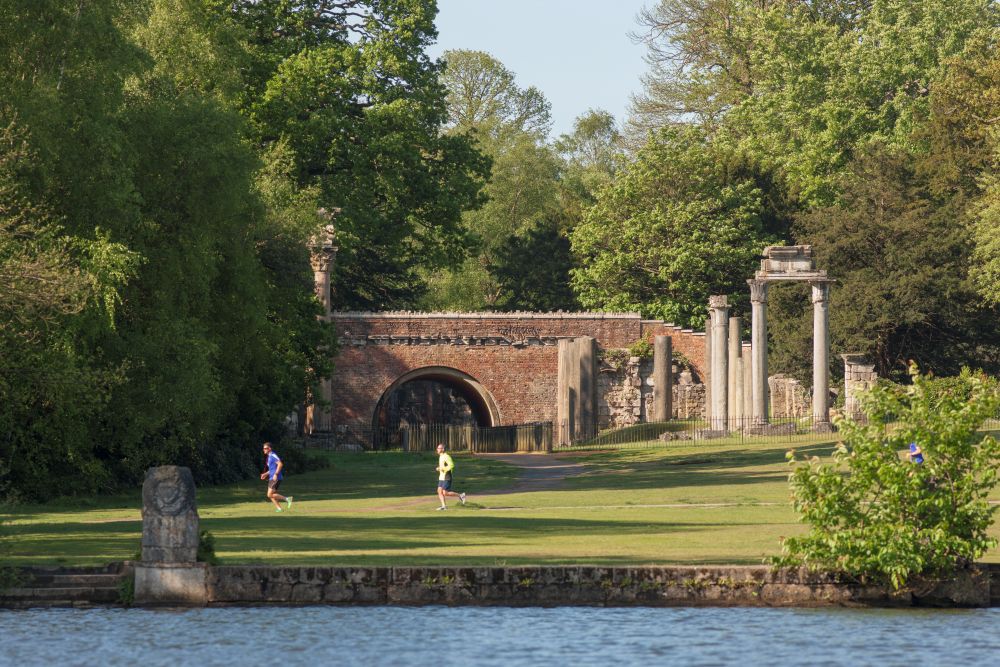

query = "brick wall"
[330,312,708,432]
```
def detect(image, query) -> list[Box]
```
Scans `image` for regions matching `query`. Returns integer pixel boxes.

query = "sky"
[427,0,654,139]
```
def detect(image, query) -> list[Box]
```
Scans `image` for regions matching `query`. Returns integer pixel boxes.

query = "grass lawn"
[5,437,1000,567]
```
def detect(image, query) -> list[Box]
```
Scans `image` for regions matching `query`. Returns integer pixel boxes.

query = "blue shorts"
[438,479,452,491]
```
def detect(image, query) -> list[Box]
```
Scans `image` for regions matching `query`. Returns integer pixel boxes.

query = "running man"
[435,443,466,510]
[260,442,293,512]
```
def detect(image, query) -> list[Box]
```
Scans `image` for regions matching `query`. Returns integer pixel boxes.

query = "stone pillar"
[812,282,831,429]
[709,296,730,431]
[557,339,574,445]
[748,279,769,426]
[704,317,713,422]
[307,213,338,434]
[742,342,753,420]
[842,354,877,417]
[727,317,742,428]
[136,466,207,605]
[576,336,597,440]
[653,336,673,421]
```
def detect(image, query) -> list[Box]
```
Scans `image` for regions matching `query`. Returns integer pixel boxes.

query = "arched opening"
[372,367,500,433]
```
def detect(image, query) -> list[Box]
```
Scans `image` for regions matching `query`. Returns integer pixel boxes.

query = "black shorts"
[268,478,282,491]
[438,479,452,491]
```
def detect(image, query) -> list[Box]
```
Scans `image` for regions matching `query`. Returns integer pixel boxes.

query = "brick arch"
[372,366,501,430]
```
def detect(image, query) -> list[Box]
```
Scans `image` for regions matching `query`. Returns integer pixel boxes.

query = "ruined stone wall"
[598,357,707,429]
[769,375,811,419]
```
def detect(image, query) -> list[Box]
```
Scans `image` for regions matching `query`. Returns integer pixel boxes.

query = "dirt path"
[474,453,589,495]
[360,453,589,511]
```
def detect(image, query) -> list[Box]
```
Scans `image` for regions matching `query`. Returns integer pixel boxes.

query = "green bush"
[197,530,219,565]
[776,366,1000,589]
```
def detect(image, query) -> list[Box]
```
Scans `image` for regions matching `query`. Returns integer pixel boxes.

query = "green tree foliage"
[571,127,774,327]
[422,49,566,310]
[772,144,1000,381]
[0,0,343,499]
[617,0,1000,381]
[231,2,489,310]
[778,367,1000,589]
[441,49,552,141]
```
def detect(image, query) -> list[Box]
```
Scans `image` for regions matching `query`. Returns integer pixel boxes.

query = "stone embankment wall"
[202,565,992,608]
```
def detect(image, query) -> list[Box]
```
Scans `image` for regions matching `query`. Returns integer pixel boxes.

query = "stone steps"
[1,563,131,608]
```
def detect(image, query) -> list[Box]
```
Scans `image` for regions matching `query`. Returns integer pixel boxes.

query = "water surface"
[3,606,998,666]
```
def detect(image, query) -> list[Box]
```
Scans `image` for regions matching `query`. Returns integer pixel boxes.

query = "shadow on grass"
[562,442,837,493]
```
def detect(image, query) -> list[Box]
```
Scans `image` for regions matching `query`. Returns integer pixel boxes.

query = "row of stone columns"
[708,280,832,431]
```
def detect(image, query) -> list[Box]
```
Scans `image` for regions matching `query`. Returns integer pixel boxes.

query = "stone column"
[307,215,338,434]
[709,296,730,431]
[812,282,831,429]
[703,317,713,422]
[742,342,753,419]
[748,279,770,427]
[576,337,597,440]
[652,336,673,421]
[727,317,742,428]
[557,339,574,445]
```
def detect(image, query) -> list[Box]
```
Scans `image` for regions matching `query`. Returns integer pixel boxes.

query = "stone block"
[135,562,208,606]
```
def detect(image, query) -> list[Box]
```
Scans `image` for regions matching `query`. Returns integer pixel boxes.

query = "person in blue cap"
[908,442,924,464]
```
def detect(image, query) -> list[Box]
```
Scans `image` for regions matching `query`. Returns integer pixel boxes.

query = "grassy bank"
[5,438,1000,567]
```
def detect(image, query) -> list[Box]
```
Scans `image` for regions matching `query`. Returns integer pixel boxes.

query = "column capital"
[708,295,730,327]
[748,279,769,304]
[811,282,830,304]
[708,294,729,310]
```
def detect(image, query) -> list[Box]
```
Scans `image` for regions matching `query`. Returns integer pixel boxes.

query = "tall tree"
[230,1,489,310]
[571,127,775,328]
[422,49,564,310]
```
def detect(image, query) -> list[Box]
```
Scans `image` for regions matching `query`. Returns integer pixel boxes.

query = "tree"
[230,1,489,310]
[771,144,1000,382]
[778,367,1000,589]
[422,50,565,310]
[571,126,775,328]
[492,223,578,311]
[440,49,552,141]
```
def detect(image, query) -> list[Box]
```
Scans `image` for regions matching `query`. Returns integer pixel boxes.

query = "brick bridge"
[317,312,707,444]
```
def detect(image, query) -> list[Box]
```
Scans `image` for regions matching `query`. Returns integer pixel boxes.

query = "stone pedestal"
[135,562,208,606]
[842,354,877,417]
[557,337,597,443]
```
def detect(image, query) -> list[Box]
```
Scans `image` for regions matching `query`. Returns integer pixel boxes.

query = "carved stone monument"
[141,466,199,562]
[135,466,208,605]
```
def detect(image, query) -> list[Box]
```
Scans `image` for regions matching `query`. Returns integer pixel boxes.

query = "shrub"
[776,366,1000,589]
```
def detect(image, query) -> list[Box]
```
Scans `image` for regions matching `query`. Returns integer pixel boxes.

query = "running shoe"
[275,507,283,513]
[436,506,447,511]
[286,496,294,510]
[459,493,467,505]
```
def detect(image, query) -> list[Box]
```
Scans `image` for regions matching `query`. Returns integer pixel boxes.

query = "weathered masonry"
[326,312,707,444]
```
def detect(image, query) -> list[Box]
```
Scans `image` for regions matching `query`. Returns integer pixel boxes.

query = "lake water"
[3,606,999,666]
